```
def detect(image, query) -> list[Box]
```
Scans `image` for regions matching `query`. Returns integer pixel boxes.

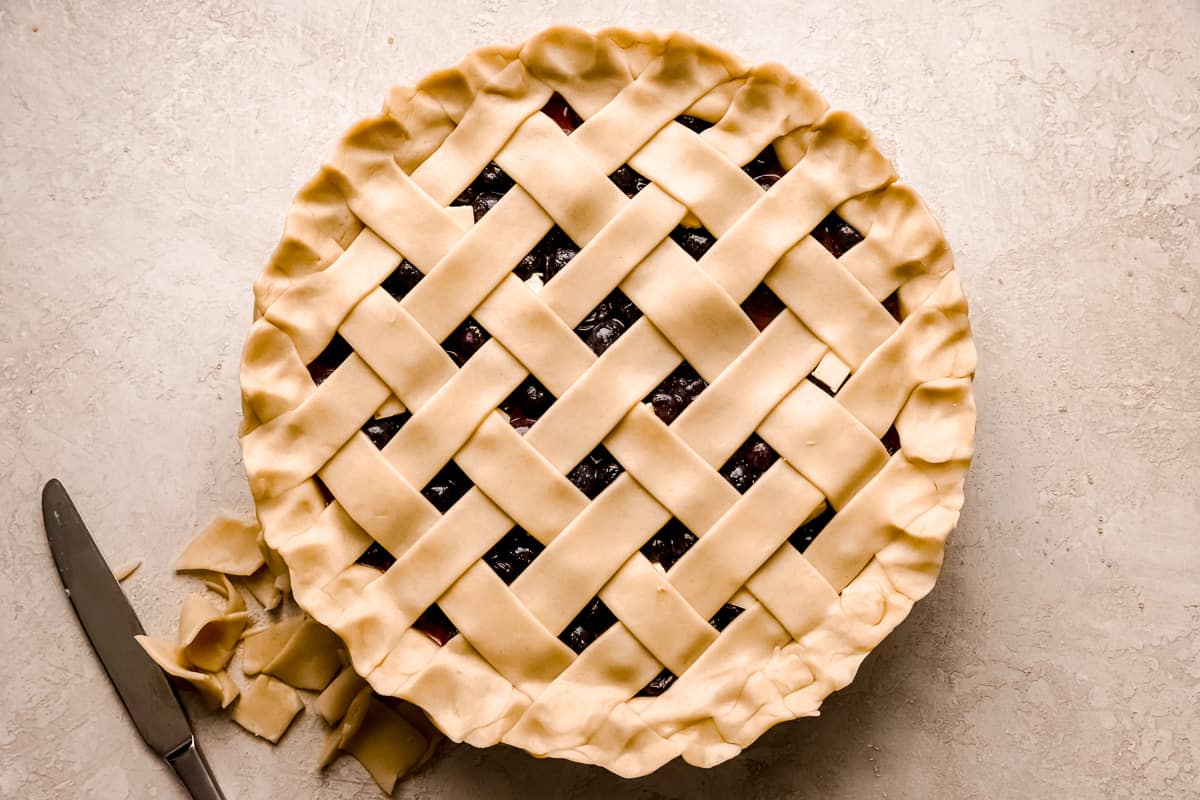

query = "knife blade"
[42,479,225,800]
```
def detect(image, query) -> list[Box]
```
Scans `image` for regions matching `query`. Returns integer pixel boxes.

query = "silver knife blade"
[41,478,193,757]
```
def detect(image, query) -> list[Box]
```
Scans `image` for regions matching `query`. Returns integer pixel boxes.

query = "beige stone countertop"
[2,1,1197,798]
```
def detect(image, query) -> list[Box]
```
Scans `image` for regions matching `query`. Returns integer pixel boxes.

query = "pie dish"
[238,25,976,777]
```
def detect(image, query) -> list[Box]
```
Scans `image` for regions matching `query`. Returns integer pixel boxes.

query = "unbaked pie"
[239,25,976,777]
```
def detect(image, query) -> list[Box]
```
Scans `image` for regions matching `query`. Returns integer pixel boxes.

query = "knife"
[42,479,226,800]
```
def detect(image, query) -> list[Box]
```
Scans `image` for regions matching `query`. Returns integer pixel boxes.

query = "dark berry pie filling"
[566,445,624,499]
[362,412,410,449]
[740,283,787,331]
[307,333,354,386]
[420,461,473,513]
[811,211,864,258]
[638,668,677,697]
[513,226,580,284]
[719,435,779,494]
[645,363,707,425]
[882,290,902,322]
[559,597,617,654]
[483,527,544,584]
[441,317,490,366]
[413,604,458,646]
[541,93,584,134]
[640,519,698,572]
[708,602,746,631]
[574,289,643,355]
[450,161,516,222]
[742,145,786,190]
[608,164,650,198]
[789,504,835,554]
[632,603,746,698]
[669,224,717,260]
[675,114,714,134]
[499,376,555,435]
[381,259,424,301]
[357,541,396,572]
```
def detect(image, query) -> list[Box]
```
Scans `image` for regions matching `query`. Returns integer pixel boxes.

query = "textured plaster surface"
[2,1,1198,798]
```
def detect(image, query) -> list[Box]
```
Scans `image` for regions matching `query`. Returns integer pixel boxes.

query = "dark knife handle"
[166,739,226,800]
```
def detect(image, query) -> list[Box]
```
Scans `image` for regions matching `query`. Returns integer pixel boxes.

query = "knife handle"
[166,738,226,800]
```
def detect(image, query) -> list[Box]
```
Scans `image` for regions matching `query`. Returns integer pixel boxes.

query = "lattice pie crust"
[238,26,976,777]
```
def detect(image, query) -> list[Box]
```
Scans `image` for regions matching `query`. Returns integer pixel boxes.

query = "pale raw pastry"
[241,616,304,675]
[141,523,439,792]
[318,687,372,769]
[341,698,432,793]
[178,574,249,671]
[135,635,239,709]
[240,562,284,610]
[259,529,292,598]
[136,575,245,703]
[319,686,431,793]
[174,514,286,608]
[259,617,344,691]
[315,664,368,725]
[112,558,142,582]
[175,515,265,576]
[240,614,343,690]
[233,675,305,743]
[238,25,976,776]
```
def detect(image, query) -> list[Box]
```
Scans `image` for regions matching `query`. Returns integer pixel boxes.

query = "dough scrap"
[135,635,239,709]
[178,574,248,672]
[315,665,367,725]
[233,675,305,743]
[319,686,372,769]
[241,616,304,676]
[342,697,432,793]
[318,686,432,793]
[240,564,283,610]
[261,617,343,691]
[175,515,266,576]
[112,559,142,582]
[142,513,441,794]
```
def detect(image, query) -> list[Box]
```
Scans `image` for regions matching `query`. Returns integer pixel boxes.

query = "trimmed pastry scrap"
[138,513,439,794]
[241,616,305,676]
[257,617,344,692]
[315,664,368,725]
[175,515,265,576]
[112,558,142,582]
[178,574,248,672]
[340,697,432,793]
[134,635,239,709]
[232,675,305,744]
